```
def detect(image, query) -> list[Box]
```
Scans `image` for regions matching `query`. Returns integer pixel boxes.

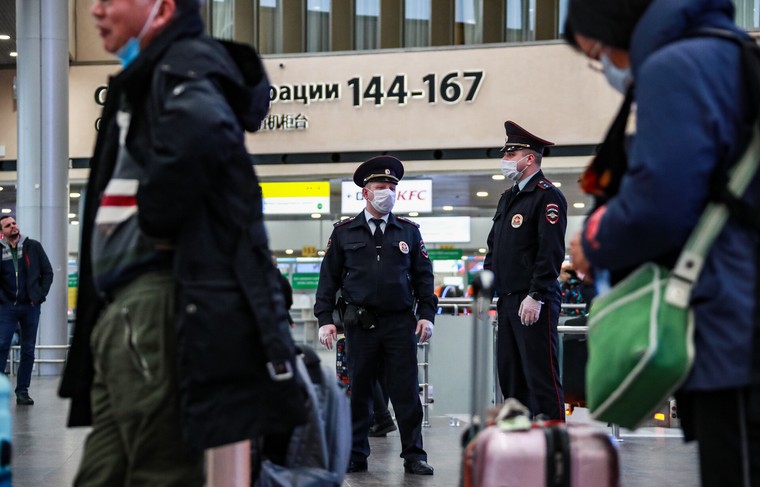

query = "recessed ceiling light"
[478,248,487,254]
[476,191,488,197]
[442,205,454,211]
[492,174,505,181]
[339,215,350,221]
[9,52,17,57]
[70,221,79,225]
[317,250,325,256]
[70,192,81,198]
[554,182,562,188]
[0,209,10,214]
[310,213,321,219]
[68,213,76,218]
[285,249,294,255]
[408,212,419,217]
[0,187,3,191]
[573,202,586,209]
[0,35,9,40]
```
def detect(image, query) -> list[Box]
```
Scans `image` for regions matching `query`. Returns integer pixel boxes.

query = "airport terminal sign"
[341,180,432,214]
[260,181,330,215]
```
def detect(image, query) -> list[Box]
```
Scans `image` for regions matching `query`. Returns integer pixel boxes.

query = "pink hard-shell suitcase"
[463,417,619,487]
[462,271,619,487]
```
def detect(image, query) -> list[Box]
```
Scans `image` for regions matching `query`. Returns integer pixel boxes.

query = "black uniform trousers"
[345,309,425,463]
[496,288,564,420]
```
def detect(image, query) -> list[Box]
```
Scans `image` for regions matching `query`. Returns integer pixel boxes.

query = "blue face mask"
[600,52,633,94]
[115,0,162,68]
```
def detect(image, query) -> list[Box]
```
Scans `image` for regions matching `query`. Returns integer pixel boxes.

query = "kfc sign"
[341,180,432,214]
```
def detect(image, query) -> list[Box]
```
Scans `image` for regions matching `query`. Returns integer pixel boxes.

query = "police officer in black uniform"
[485,121,568,420]
[315,156,436,475]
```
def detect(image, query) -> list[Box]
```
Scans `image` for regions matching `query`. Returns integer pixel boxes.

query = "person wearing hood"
[0,216,53,407]
[58,0,306,484]
[484,121,568,421]
[565,0,760,485]
[314,156,436,475]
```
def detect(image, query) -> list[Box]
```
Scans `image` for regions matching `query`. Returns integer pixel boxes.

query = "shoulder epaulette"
[333,217,354,227]
[537,179,555,190]
[396,216,420,228]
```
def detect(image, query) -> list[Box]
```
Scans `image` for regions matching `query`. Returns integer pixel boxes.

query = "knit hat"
[564,0,653,50]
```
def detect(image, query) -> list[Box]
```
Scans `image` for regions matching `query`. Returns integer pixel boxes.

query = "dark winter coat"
[580,0,760,390]
[59,11,307,449]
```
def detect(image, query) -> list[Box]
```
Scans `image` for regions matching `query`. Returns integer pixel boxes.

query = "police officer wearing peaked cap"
[484,121,568,420]
[314,155,437,475]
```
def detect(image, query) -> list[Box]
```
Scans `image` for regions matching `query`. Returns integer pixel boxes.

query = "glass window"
[306,0,331,52]
[405,0,431,47]
[735,0,760,30]
[506,0,535,42]
[211,0,235,40]
[558,0,568,36]
[455,0,483,45]
[355,0,380,50]
[258,0,283,54]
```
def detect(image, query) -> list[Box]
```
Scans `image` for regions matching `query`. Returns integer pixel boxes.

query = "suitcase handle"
[470,271,495,429]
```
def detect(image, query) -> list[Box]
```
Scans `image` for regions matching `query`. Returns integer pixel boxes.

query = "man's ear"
[151,0,176,31]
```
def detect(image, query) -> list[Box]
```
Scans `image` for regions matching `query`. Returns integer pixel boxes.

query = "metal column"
[16,0,69,375]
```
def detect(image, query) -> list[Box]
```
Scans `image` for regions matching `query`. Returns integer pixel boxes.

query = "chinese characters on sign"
[259,113,309,131]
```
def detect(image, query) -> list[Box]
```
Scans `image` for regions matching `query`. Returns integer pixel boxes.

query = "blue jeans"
[0,302,41,394]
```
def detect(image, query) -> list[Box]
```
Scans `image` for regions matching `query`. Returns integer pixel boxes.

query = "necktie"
[371,218,384,256]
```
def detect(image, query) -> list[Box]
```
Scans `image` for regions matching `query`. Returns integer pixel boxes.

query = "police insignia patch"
[420,240,429,258]
[399,241,409,254]
[545,203,560,224]
[511,214,523,228]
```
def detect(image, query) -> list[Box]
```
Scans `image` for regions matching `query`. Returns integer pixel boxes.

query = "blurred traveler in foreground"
[565,0,760,485]
[58,0,305,484]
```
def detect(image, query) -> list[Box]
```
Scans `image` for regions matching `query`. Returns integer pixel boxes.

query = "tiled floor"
[11,376,701,486]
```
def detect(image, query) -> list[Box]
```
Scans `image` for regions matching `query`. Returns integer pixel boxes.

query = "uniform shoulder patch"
[396,216,420,228]
[537,179,554,190]
[333,217,354,227]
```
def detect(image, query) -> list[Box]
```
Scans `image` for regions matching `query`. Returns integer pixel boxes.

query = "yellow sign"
[302,246,318,257]
[259,182,331,215]
[260,182,330,198]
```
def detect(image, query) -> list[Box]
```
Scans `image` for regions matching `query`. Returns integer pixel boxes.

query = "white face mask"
[600,52,633,95]
[500,154,529,182]
[368,188,396,214]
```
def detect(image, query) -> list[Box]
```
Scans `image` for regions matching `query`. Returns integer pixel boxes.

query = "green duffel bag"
[585,263,695,429]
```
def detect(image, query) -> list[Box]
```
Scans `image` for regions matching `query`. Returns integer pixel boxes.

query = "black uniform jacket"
[58,11,307,449]
[314,212,437,325]
[484,170,567,297]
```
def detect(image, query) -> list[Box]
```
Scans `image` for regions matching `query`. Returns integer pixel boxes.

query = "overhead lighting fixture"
[0,35,9,40]
[9,52,17,57]
[478,248,487,254]
[408,212,419,217]
[310,213,321,219]
[0,209,10,214]
[554,182,562,188]
[68,213,76,218]
[442,205,454,211]
[0,187,3,191]
[285,249,294,255]
[317,250,325,256]
[70,221,79,226]
[339,215,350,221]
[492,174,505,181]
[573,202,586,209]
[476,191,488,197]
[70,192,81,198]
